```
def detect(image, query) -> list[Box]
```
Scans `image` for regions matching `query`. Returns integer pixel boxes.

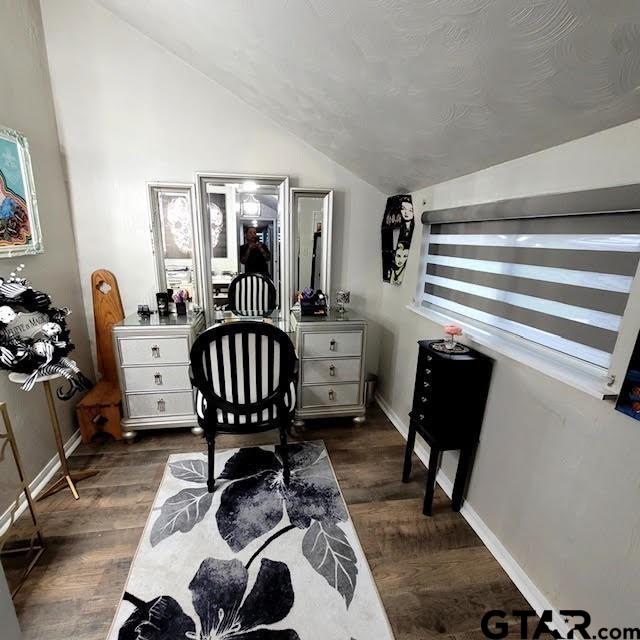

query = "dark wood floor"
[4,405,532,639]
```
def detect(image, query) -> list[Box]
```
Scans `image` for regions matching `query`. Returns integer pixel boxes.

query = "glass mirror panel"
[290,188,333,306]
[196,174,289,323]
[149,183,198,303]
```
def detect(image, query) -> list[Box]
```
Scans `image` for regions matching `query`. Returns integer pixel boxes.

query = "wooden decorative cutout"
[76,269,125,442]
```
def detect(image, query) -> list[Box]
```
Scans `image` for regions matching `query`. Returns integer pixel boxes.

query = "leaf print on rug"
[119,558,299,640]
[216,442,348,551]
[302,521,358,607]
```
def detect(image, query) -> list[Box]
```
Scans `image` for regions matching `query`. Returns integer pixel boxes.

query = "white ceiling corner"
[94,0,640,194]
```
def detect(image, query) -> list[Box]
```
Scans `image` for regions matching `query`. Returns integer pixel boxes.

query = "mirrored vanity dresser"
[113,311,205,441]
[291,309,367,425]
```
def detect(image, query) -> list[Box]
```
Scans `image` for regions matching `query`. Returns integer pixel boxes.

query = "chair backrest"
[190,321,297,426]
[227,273,276,315]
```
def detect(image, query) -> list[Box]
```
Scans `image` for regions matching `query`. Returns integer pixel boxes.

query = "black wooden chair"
[189,321,298,492]
[227,272,276,315]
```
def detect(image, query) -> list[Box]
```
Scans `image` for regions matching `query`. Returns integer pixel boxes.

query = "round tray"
[431,340,470,355]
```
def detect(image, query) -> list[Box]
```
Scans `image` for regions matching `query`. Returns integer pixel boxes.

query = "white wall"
[377,119,640,628]
[0,0,93,513]
[40,0,385,374]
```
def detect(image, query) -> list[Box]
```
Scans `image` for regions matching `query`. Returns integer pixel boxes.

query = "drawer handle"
[328,389,336,401]
[154,373,163,385]
[151,345,161,358]
[329,364,336,377]
[329,339,336,351]
[157,399,166,413]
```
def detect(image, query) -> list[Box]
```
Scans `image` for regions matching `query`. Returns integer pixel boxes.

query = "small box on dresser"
[403,339,493,515]
[113,311,205,441]
[291,309,367,424]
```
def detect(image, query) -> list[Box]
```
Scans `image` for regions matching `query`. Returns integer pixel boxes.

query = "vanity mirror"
[148,183,198,304]
[289,188,333,306]
[194,174,289,324]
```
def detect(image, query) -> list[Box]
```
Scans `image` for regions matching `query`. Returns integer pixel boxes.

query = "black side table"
[402,340,493,516]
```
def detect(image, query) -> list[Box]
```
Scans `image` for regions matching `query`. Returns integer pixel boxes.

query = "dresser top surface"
[116,311,203,329]
[291,309,365,324]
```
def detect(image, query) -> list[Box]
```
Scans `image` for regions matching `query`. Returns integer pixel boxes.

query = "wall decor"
[0,265,91,394]
[381,194,414,285]
[0,128,43,257]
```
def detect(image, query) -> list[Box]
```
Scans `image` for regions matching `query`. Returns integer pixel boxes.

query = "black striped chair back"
[227,272,276,315]
[190,321,298,492]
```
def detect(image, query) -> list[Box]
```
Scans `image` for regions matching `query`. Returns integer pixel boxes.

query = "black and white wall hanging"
[381,194,414,285]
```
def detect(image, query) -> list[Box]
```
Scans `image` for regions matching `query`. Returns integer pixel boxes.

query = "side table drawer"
[301,383,360,408]
[301,331,363,359]
[123,365,191,392]
[302,358,361,385]
[119,337,189,365]
[126,391,195,418]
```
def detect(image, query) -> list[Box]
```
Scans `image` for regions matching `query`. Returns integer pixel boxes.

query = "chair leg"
[207,434,215,493]
[280,423,290,486]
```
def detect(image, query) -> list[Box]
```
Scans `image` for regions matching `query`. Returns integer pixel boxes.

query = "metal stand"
[37,380,98,501]
[0,402,45,596]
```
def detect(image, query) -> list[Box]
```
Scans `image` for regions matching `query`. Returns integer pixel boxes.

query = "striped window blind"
[420,213,640,369]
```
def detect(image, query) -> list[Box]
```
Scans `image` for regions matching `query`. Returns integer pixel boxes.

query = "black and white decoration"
[0,266,91,395]
[381,195,414,286]
[110,442,394,640]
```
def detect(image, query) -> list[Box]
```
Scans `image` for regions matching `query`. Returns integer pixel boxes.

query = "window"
[417,211,640,374]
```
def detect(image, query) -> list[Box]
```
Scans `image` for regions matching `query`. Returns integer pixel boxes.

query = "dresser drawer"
[302,358,361,385]
[119,337,189,365]
[126,391,194,418]
[123,365,191,392]
[301,383,361,408]
[301,331,363,359]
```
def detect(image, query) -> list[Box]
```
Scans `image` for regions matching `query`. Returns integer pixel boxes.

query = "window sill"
[406,303,614,400]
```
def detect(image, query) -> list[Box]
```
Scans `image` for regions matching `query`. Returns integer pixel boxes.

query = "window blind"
[420,213,640,368]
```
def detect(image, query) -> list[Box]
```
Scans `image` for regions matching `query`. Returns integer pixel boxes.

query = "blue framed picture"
[0,127,43,257]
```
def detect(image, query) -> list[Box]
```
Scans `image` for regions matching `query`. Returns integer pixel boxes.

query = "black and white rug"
[109,441,394,640]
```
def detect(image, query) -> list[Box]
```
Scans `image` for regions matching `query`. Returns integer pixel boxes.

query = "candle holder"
[336,290,351,314]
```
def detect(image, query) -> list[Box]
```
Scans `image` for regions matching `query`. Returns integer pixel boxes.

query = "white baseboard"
[0,429,82,536]
[375,393,570,638]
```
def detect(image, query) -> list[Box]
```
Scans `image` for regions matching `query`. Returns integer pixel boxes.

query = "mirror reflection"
[197,175,288,319]
[290,189,333,306]
[149,184,197,303]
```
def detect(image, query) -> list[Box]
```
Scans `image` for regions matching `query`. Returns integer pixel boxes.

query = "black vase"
[176,302,187,316]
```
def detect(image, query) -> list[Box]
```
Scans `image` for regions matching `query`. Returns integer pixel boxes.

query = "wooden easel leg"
[39,381,98,501]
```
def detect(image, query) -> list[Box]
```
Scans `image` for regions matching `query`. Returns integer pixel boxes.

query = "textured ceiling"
[95,0,640,193]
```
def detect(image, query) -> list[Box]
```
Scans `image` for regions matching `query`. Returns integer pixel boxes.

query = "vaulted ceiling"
[95,0,640,193]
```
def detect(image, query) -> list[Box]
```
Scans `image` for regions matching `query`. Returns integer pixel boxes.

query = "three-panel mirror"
[149,176,333,326]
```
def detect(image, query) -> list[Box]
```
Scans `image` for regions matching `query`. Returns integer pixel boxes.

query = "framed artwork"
[381,194,414,285]
[0,127,44,257]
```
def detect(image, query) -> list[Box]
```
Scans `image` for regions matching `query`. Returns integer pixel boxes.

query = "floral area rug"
[108,441,395,640]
